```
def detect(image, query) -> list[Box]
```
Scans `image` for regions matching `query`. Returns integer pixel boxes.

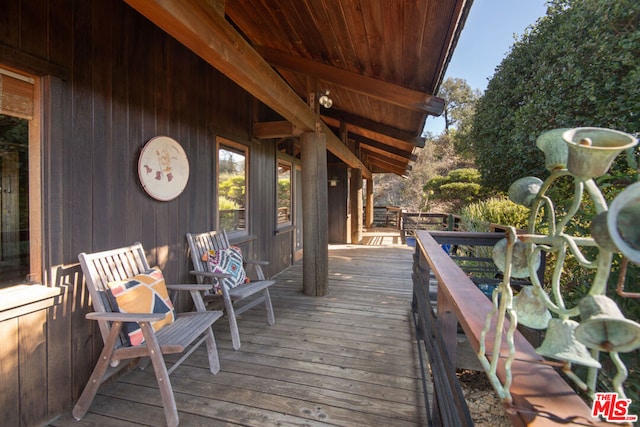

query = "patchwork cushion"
[206,246,247,292]
[107,267,175,346]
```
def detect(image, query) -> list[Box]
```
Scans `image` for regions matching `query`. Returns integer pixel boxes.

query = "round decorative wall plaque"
[138,136,190,201]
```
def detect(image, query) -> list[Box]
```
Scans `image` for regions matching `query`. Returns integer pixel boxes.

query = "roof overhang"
[124,0,472,176]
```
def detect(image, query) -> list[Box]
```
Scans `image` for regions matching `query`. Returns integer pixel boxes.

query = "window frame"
[216,137,249,238]
[0,66,42,289]
[276,159,293,229]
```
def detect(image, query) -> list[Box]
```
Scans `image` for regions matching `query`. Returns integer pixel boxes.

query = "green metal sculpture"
[478,127,640,405]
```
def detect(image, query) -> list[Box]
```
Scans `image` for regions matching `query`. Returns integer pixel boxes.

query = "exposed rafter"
[322,110,425,148]
[123,0,371,179]
[257,46,445,116]
[367,154,411,176]
[361,144,415,164]
[359,140,417,163]
[253,121,303,139]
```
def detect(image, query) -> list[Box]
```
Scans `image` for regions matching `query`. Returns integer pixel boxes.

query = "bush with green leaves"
[458,196,530,232]
[218,196,240,230]
[439,182,481,202]
[447,168,481,183]
[218,196,239,211]
[423,168,484,208]
[470,0,640,192]
[423,175,449,193]
[219,175,246,207]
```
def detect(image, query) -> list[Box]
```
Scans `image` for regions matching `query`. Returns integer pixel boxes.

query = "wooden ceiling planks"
[139,0,470,175]
[124,0,372,178]
[226,0,470,175]
[257,46,444,114]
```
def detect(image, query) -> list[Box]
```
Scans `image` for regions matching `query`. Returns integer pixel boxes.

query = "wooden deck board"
[50,242,428,426]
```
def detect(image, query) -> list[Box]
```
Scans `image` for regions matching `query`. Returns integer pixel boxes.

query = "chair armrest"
[189,270,232,279]
[244,260,268,281]
[244,259,269,266]
[86,312,165,322]
[166,284,214,292]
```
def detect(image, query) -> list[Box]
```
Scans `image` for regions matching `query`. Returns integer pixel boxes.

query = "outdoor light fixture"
[328,176,339,187]
[318,90,333,109]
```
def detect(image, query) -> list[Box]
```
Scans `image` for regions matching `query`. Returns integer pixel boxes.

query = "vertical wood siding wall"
[0,0,291,424]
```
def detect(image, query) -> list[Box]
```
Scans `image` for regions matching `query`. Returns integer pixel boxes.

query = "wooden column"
[301,131,329,296]
[350,168,363,244]
[365,178,374,229]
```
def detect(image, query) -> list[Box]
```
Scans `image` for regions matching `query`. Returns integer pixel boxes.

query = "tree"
[438,78,481,157]
[471,0,640,192]
[424,167,484,210]
[439,78,480,133]
[219,175,246,207]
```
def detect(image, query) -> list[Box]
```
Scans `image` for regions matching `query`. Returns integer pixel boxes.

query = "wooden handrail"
[414,230,612,427]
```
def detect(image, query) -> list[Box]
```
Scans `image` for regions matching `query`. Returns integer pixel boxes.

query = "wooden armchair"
[186,230,276,350]
[72,243,223,427]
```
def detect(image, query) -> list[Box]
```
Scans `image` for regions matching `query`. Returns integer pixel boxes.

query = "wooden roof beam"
[253,121,303,139]
[361,144,415,165]
[257,46,445,116]
[123,0,371,179]
[353,136,416,161]
[359,142,417,164]
[366,151,412,172]
[322,110,425,148]
[326,125,416,161]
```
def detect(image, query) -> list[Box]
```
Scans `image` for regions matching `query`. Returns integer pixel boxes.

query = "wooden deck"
[50,241,426,426]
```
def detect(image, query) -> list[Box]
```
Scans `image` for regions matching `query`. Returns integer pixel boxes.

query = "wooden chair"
[72,243,224,427]
[186,230,276,350]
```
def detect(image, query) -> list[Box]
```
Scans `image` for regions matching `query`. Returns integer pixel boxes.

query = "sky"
[423,0,549,134]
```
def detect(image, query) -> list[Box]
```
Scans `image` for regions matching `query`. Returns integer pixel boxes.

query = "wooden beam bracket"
[253,121,303,139]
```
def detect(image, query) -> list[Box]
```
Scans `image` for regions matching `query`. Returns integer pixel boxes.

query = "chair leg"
[137,357,151,370]
[72,322,122,421]
[264,289,275,326]
[223,293,241,350]
[205,327,220,374]
[140,323,179,427]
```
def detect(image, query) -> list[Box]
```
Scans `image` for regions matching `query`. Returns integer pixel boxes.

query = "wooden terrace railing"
[412,230,612,426]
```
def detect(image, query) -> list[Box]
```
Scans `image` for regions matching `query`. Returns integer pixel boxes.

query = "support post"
[301,131,329,296]
[365,178,374,229]
[350,168,363,244]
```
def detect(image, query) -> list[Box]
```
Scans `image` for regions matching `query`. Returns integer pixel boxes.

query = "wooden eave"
[367,155,411,176]
[323,115,418,175]
[124,0,471,177]
[321,111,425,148]
[256,46,444,115]
[123,0,372,179]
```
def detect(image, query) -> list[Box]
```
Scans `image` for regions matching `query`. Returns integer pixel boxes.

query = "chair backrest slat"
[187,231,232,284]
[78,242,151,346]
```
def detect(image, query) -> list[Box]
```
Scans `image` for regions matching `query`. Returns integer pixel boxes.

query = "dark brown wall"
[0,0,290,424]
[327,165,349,243]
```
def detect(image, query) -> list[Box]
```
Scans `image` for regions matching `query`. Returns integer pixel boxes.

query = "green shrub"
[219,175,246,207]
[424,169,484,207]
[439,182,481,202]
[423,175,449,193]
[218,196,239,211]
[458,196,530,231]
[447,168,481,183]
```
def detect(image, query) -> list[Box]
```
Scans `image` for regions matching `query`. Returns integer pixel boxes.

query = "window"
[0,67,40,288]
[277,161,292,227]
[294,165,303,252]
[217,138,248,235]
